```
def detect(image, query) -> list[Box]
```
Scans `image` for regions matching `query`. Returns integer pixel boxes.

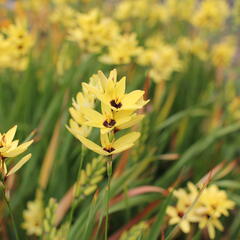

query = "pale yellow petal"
[5,125,17,145]
[81,107,104,123]
[78,136,107,155]
[179,220,190,233]
[108,69,117,83]
[118,115,144,130]
[208,223,216,239]
[100,133,111,147]
[69,107,85,124]
[122,90,144,106]
[113,132,140,149]
[101,103,113,118]
[115,77,126,99]
[112,144,134,154]
[7,153,32,176]
[3,140,33,158]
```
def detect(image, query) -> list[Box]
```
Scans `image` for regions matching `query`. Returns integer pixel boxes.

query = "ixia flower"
[177,36,208,61]
[0,18,34,71]
[83,69,148,111]
[165,0,195,21]
[167,182,235,239]
[77,132,140,156]
[211,37,236,68]
[192,0,229,31]
[100,33,141,65]
[80,103,143,134]
[68,69,148,157]
[22,192,44,236]
[67,82,95,139]
[0,125,33,179]
[68,9,119,53]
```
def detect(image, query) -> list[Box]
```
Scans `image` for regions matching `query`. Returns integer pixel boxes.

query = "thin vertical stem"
[105,156,112,240]
[1,186,20,240]
[67,145,85,239]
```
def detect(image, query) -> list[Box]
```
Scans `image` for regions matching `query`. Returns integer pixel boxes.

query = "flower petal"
[7,153,32,176]
[3,140,33,158]
[5,125,17,145]
[78,136,107,155]
[113,132,140,149]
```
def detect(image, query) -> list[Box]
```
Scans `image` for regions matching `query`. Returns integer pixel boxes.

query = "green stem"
[105,156,112,240]
[1,186,20,240]
[67,145,86,239]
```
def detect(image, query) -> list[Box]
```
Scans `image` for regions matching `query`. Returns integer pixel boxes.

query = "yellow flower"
[150,45,182,83]
[76,132,140,156]
[115,0,149,20]
[100,33,141,65]
[0,18,34,71]
[84,69,148,111]
[67,83,95,138]
[192,0,229,30]
[50,5,78,28]
[167,182,235,239]
[166,0,196,21]
[22,193,44,236]
[211,37,236,68]
[177,37,208,61]
[167,183,199,233]
[115,0,169,24]
[68,9,119,53]
[68,69,147,157]
[0,125,33,179]
[196,185,235,239]
[80,103,143,134]
[3,18,34,56]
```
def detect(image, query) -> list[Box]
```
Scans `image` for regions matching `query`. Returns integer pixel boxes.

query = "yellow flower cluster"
[138,40,182,83]
[115,0,169,24]
[0,19,34,71]
[167,182,235,239]
[22,192,44,236]
[67,69,148,156]
[67,77,96,139]
[100,33,141,65]
[177,36,208,61]
[166,0,196,21]
[68,9,119,53]
[51,5,79,28]
[0,125,33,181]
[192,0,230,30]
[211,37,236,68]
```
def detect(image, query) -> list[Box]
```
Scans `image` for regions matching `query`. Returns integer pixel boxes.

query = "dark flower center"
[103,147,115,153]
[178,211,184,218]
[103,119,116,128]
[110,100,122,109]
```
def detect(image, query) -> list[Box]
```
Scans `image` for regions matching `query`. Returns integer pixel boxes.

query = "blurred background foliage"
[1,0,240,239]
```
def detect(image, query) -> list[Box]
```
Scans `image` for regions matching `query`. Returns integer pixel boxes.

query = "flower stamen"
[110,100,122,109]
[103,119,116,128]
[103,147,115,153]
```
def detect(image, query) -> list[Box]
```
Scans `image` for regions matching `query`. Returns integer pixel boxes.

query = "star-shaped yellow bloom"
[76,132,140,156]
[0,125,33,178]
[83,69,149,111]
[81,103,144,134]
